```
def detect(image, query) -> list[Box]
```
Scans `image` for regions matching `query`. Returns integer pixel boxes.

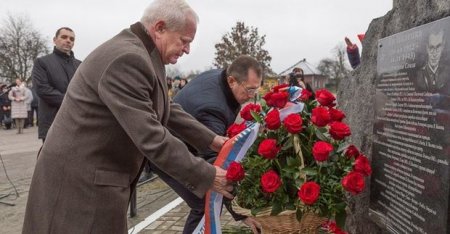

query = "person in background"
[166,76,174,98]
[292,67,315,100]
[23,1,232,233]
[0,83,8,127]
[345,37,361,69]
[8,78,29,134]
[23,84,33,128]
[177,77,188,91]
[150,55,263,234]
[32,27,81,142]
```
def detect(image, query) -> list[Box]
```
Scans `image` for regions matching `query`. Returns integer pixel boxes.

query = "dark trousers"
[25,110,32,127]
[149,163,204,234]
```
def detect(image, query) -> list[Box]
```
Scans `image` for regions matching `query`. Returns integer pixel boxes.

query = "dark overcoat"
[32,48,81,139]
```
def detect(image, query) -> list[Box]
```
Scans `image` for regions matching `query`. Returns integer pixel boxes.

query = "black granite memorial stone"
[369,16,450,234]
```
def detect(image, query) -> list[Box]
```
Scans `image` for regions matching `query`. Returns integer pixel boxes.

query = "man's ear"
[227,76,237,88]
[227,76,236,87]
[154,21,166,33]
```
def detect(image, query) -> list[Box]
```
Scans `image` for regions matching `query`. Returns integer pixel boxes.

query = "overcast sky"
[2,0,392,74]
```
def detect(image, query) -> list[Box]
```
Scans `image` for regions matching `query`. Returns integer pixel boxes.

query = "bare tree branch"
[0,13,49,84]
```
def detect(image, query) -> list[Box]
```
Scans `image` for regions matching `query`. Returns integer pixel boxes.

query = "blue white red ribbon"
[193,123,260,234]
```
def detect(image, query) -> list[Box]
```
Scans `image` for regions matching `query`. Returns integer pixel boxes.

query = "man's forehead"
[429,31,444,44]
[59,30,75,37]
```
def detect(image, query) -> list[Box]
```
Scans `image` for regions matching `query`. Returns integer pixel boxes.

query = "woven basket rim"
[231,199,296,217]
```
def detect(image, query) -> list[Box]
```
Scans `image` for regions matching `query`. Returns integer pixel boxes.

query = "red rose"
[342,171,365,194]
[300,88,312,101]
[240,103,261,121]
[263,92,274,107]
[260,170,281,193]
[257,139,280,159]
[312,141,333,161]
[354,155,372,176]
[323,221,347,234]
[273,84,289,93]
[329,108,346,122]
[329,121,351,140]
[298,181,320,205]
[315,89,336,107]
[226,122,246,138]
[283,113,303,134]
[226,161,245,182]
[271,92,289,108]
[265,109,281,130]
[311,107,331,127]
[345,145,360,158]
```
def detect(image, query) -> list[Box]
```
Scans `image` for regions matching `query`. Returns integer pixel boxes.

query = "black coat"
[31,47,81,139]
[173,69,240,161]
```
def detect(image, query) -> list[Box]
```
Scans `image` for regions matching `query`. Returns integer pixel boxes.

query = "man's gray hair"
[140,0,199,31]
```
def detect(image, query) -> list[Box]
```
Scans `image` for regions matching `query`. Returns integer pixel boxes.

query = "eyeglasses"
[239,82,259,95]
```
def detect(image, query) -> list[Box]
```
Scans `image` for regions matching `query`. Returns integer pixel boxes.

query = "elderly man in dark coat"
[22,0,232,233]
[31,27,81,141]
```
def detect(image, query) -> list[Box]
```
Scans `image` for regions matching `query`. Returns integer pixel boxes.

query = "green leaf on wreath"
[282,139,293,150]
[270,201,283,215]
[336,142,350,153]
[296,209,303,221]
[286,156,299,167]
[335,208,347,229]
[315,128,328,141]
[301,167,317,176]
[250,111,262,123]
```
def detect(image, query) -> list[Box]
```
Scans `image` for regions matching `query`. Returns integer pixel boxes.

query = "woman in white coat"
[8,78,29,134]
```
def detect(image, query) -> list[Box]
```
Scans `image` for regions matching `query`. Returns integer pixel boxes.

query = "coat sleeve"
[25,88,33,104]
[167,102,220,153]
[8,89,14,101]
[97,53,216,198]
[32,58,65,107]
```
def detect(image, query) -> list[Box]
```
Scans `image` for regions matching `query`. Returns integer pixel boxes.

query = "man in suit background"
[31,27,81,142]
[23,0,232,233]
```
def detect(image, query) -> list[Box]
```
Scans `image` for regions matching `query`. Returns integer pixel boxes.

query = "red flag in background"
[357,34,365,43]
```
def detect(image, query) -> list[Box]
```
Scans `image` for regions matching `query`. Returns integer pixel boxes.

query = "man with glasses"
[149,55,263,234]
[31,27,81,142]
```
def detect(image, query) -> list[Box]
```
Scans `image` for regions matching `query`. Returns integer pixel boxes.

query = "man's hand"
[211,166,234,199]
[242,217,262,234]
[209,135,229,152]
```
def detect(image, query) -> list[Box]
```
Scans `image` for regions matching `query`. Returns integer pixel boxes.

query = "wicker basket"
[232,200,326,234]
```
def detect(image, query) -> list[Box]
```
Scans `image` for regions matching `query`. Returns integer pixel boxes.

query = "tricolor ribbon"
[193,122,260,234]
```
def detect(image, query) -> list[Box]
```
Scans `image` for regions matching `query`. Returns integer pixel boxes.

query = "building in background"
[278,58,328,90]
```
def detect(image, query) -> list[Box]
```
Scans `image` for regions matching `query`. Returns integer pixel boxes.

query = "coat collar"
[53,47,75,59]
[220,70,240,114]
[130,22,166,79]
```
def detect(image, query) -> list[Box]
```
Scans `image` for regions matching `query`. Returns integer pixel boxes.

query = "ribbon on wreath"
[193,122,260,234]
[193,86,304,234]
